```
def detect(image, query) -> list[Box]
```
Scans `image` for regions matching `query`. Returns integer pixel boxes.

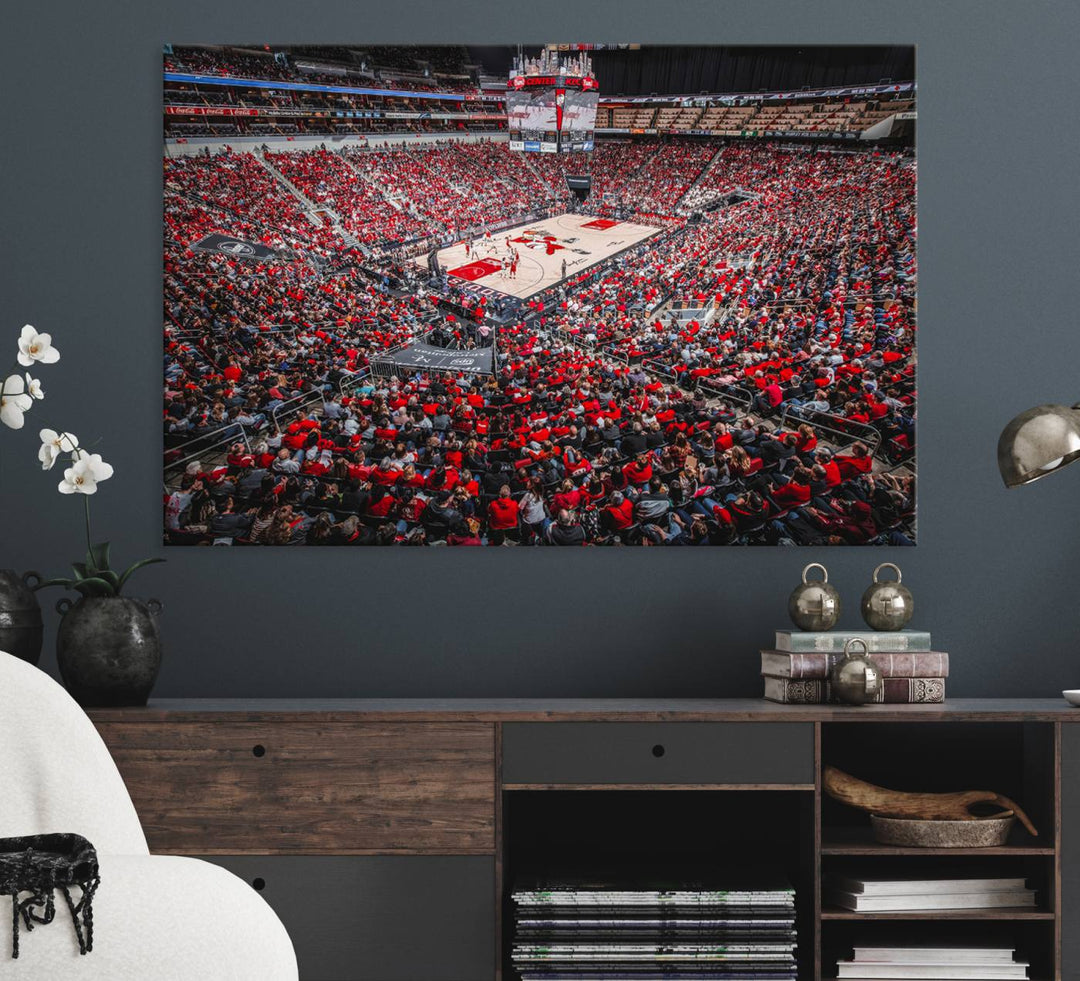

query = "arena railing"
[164,427,253,488]
[166,376,364,489]
[338,367,372,399]
[270,390,326,431]
[694,379,755,412]
[641,358,677,383]
[778,404,882,457]
[646,292,677,319]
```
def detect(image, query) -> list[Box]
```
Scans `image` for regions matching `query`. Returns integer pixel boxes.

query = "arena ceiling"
[464,45,914,97]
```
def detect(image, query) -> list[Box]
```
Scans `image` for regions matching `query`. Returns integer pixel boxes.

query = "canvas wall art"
[163,44,916,546]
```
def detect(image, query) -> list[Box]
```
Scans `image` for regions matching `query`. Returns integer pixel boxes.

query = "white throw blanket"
[0,651,297,979]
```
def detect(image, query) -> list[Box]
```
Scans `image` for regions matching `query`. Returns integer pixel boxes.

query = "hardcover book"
[831,876,1026,896]
[825,889,1035,912]
[762,676,946,704]
[774,630,931,653]
[837,964,1027,980]
[760,650,949,680]
[851,947,1018,963]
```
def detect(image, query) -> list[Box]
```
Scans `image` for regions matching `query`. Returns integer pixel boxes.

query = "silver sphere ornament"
[830,638,884,705]
[788,563,841,632]
[860,562,914,631]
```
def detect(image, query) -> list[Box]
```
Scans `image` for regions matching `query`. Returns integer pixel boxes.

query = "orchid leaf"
[33,577,76,591]
[71,562,89,580]
[117,557,166,593]
[86,541,111,575]
[72,577,116,598]
[97,569,121,591]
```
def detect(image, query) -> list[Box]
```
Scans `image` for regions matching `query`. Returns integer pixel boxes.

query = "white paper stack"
[825,875,1036,912]
[837,946,1028,979]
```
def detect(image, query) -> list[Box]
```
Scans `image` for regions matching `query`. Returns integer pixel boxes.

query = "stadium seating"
[162,136,916,546]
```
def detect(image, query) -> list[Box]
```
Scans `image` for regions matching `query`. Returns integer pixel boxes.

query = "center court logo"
[192,233,278,261]
[217,240,257,257]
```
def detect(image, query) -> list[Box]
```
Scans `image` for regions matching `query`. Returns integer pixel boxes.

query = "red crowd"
[163,137,916,546]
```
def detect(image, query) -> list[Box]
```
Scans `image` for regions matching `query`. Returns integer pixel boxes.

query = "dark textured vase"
[55,597,163,707]
[0,570,45,665]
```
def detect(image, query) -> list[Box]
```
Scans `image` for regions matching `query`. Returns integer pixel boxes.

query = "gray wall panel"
[2,0,1080,701]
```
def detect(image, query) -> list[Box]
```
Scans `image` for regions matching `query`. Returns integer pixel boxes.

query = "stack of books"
[510,876,798,980]
[836,945,1029,979]
[825,874,1036,912]
[761,630,948,704]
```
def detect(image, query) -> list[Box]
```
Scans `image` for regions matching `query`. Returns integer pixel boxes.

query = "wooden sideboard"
[89,699,1080,981]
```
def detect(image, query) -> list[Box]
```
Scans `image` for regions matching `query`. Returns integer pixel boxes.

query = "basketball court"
[414,213,662,300]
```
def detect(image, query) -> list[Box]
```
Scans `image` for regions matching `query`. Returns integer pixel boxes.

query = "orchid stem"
[84,494,93,555]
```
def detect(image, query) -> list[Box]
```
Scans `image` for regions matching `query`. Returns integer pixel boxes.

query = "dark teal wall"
[2,0,1078,698]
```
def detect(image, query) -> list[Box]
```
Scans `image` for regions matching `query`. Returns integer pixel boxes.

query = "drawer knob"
[252,744,267,758]
[651,744,666,758]
[252,877,266,891]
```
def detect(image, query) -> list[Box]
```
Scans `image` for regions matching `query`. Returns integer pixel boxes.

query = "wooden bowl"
[870,813,1016,848]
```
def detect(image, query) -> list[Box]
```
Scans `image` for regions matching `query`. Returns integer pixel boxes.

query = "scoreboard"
[507,73,599,153]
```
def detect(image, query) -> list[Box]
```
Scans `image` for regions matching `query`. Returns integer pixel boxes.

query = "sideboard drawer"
[208,855,494,981]
[95,722,495,854]
[501,722,814,786]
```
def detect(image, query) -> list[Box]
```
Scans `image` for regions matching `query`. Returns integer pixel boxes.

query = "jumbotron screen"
[506,88,557,142]
[561,88,599,133]
[507,49,599,153]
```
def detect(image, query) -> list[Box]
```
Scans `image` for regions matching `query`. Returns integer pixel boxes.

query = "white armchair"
[0,650,298,980]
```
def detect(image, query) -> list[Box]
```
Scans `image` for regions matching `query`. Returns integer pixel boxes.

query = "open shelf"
[495,719,1067,981]
[818,720,1060,981]
[819,916,1056,981]
[501,788,814,980]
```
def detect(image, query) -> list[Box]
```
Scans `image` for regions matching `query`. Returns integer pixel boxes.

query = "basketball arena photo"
[163,44,916,546]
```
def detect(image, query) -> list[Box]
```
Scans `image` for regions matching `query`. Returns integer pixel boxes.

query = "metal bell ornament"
[860,562,914,631]
[830,638,884,705]
[788,563,841,631]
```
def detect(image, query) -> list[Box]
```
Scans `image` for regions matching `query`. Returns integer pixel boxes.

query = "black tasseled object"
[0,834,100,959]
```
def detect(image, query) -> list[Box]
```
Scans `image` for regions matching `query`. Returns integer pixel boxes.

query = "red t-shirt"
[552,489,582,511]
[836,454,873,480]
[604,499,634,530]
[773,482,812,509]
[487,498,519,530]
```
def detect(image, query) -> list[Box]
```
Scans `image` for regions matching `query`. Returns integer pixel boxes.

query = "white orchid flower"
[17,325,60,367]
[24,373,44,400]
[58,451,114,495]
[0,374,32,430]
[38,429,79,470]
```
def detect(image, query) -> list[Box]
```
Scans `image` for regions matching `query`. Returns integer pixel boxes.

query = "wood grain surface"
[86,697,1080,724]
[95,721,496,854]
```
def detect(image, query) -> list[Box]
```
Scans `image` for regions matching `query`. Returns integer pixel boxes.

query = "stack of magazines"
[510,876,797,980]
[836,945,1029,979]
[825,874,1036,912]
